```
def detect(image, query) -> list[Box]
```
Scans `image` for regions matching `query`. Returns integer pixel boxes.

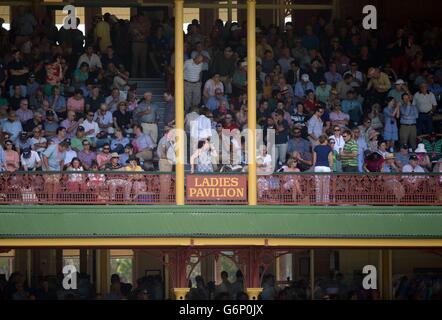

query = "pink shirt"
[204,79,224,98]
[5,150,19,172]
[67,97,85,113]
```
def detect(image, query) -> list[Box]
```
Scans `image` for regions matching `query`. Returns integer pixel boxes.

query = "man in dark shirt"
[7,50,29,97]
[23,112,44,133]
[210,47,236,94]
[7,85,24,110]
[85,86,105,113]
[257,100,271,127]
[101,46,122,70]
[275,110,289,167]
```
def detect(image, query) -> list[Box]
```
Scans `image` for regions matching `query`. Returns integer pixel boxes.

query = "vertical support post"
[332,0,340,21]
[175,0,185,205]
[80,249,88,274]
[228,0,233,22]
[96,249,110,297]
[247,0,257,206]
[310,249,314,300]
[246,247,262,300]
[380,249,392,300]
[55,249,62,275]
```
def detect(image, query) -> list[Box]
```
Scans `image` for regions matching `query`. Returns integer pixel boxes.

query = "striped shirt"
[341,139,359,168]
[184,59,203,82]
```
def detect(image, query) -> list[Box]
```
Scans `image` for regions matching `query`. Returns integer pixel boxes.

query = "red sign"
[186,175,247,201]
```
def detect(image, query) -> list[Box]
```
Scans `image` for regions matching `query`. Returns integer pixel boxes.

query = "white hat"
[301,74,310,82]
[395,79,405,85]
[240,61,247,67]
[415,143,427,153]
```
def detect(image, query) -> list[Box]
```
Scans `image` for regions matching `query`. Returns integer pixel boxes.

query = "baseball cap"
[395,79,405,85]
[46,110,55,117]
[409,154,418,161]
[111,152,120,158]
[77,126,85,132]
[301,74,310,81]
[400,144,409,150]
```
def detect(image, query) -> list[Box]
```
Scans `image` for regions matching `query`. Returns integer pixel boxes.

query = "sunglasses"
[334,129,341,132]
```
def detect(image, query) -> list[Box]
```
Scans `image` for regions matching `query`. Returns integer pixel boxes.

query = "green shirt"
[422,139,442,159]
[341,139,359,167]
[71,137,91,152]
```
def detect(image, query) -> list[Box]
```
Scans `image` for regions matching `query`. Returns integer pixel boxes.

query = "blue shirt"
[43,144,66,171]
[399,103,418,125]
[324,72,343,85]
[314,145,332,167]
[47,95,66,113]
[342,99,363,124]
[294,81,315,98]
[2,120,23,143]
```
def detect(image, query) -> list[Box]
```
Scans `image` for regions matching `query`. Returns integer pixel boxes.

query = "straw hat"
[385,153,395,160]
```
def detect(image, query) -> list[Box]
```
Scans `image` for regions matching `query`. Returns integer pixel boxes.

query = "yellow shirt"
[256,43,273,59]
[125,165,143,172]
[94,21,111,53]
[369,72,391,93]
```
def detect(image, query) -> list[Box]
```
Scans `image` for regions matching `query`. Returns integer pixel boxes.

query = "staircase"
[128,77,169,140]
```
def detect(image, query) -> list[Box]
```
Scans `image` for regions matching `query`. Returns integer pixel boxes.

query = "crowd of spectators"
[2,268,440,300]
[177,17,442,177]
[1,7,442,187]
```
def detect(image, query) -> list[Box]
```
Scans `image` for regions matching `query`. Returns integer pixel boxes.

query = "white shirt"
[257,154,273,175]
[82,119,100,138]
[191,115,212,142]
[329,135,345,153]
[204,79,224,98]
[402,164,425,173]
[94,111,113,127]
[30,137,47,153]
[413,91,437,113]
[185,111,200,133]
[191,50,210,71]
[77,53,102,70]
[21,151,41,170]
[184,59,203,82]
[64,149,78,165]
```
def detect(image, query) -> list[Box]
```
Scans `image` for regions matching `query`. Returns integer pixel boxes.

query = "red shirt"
[223,123,240,131]
[304,99,319,114]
